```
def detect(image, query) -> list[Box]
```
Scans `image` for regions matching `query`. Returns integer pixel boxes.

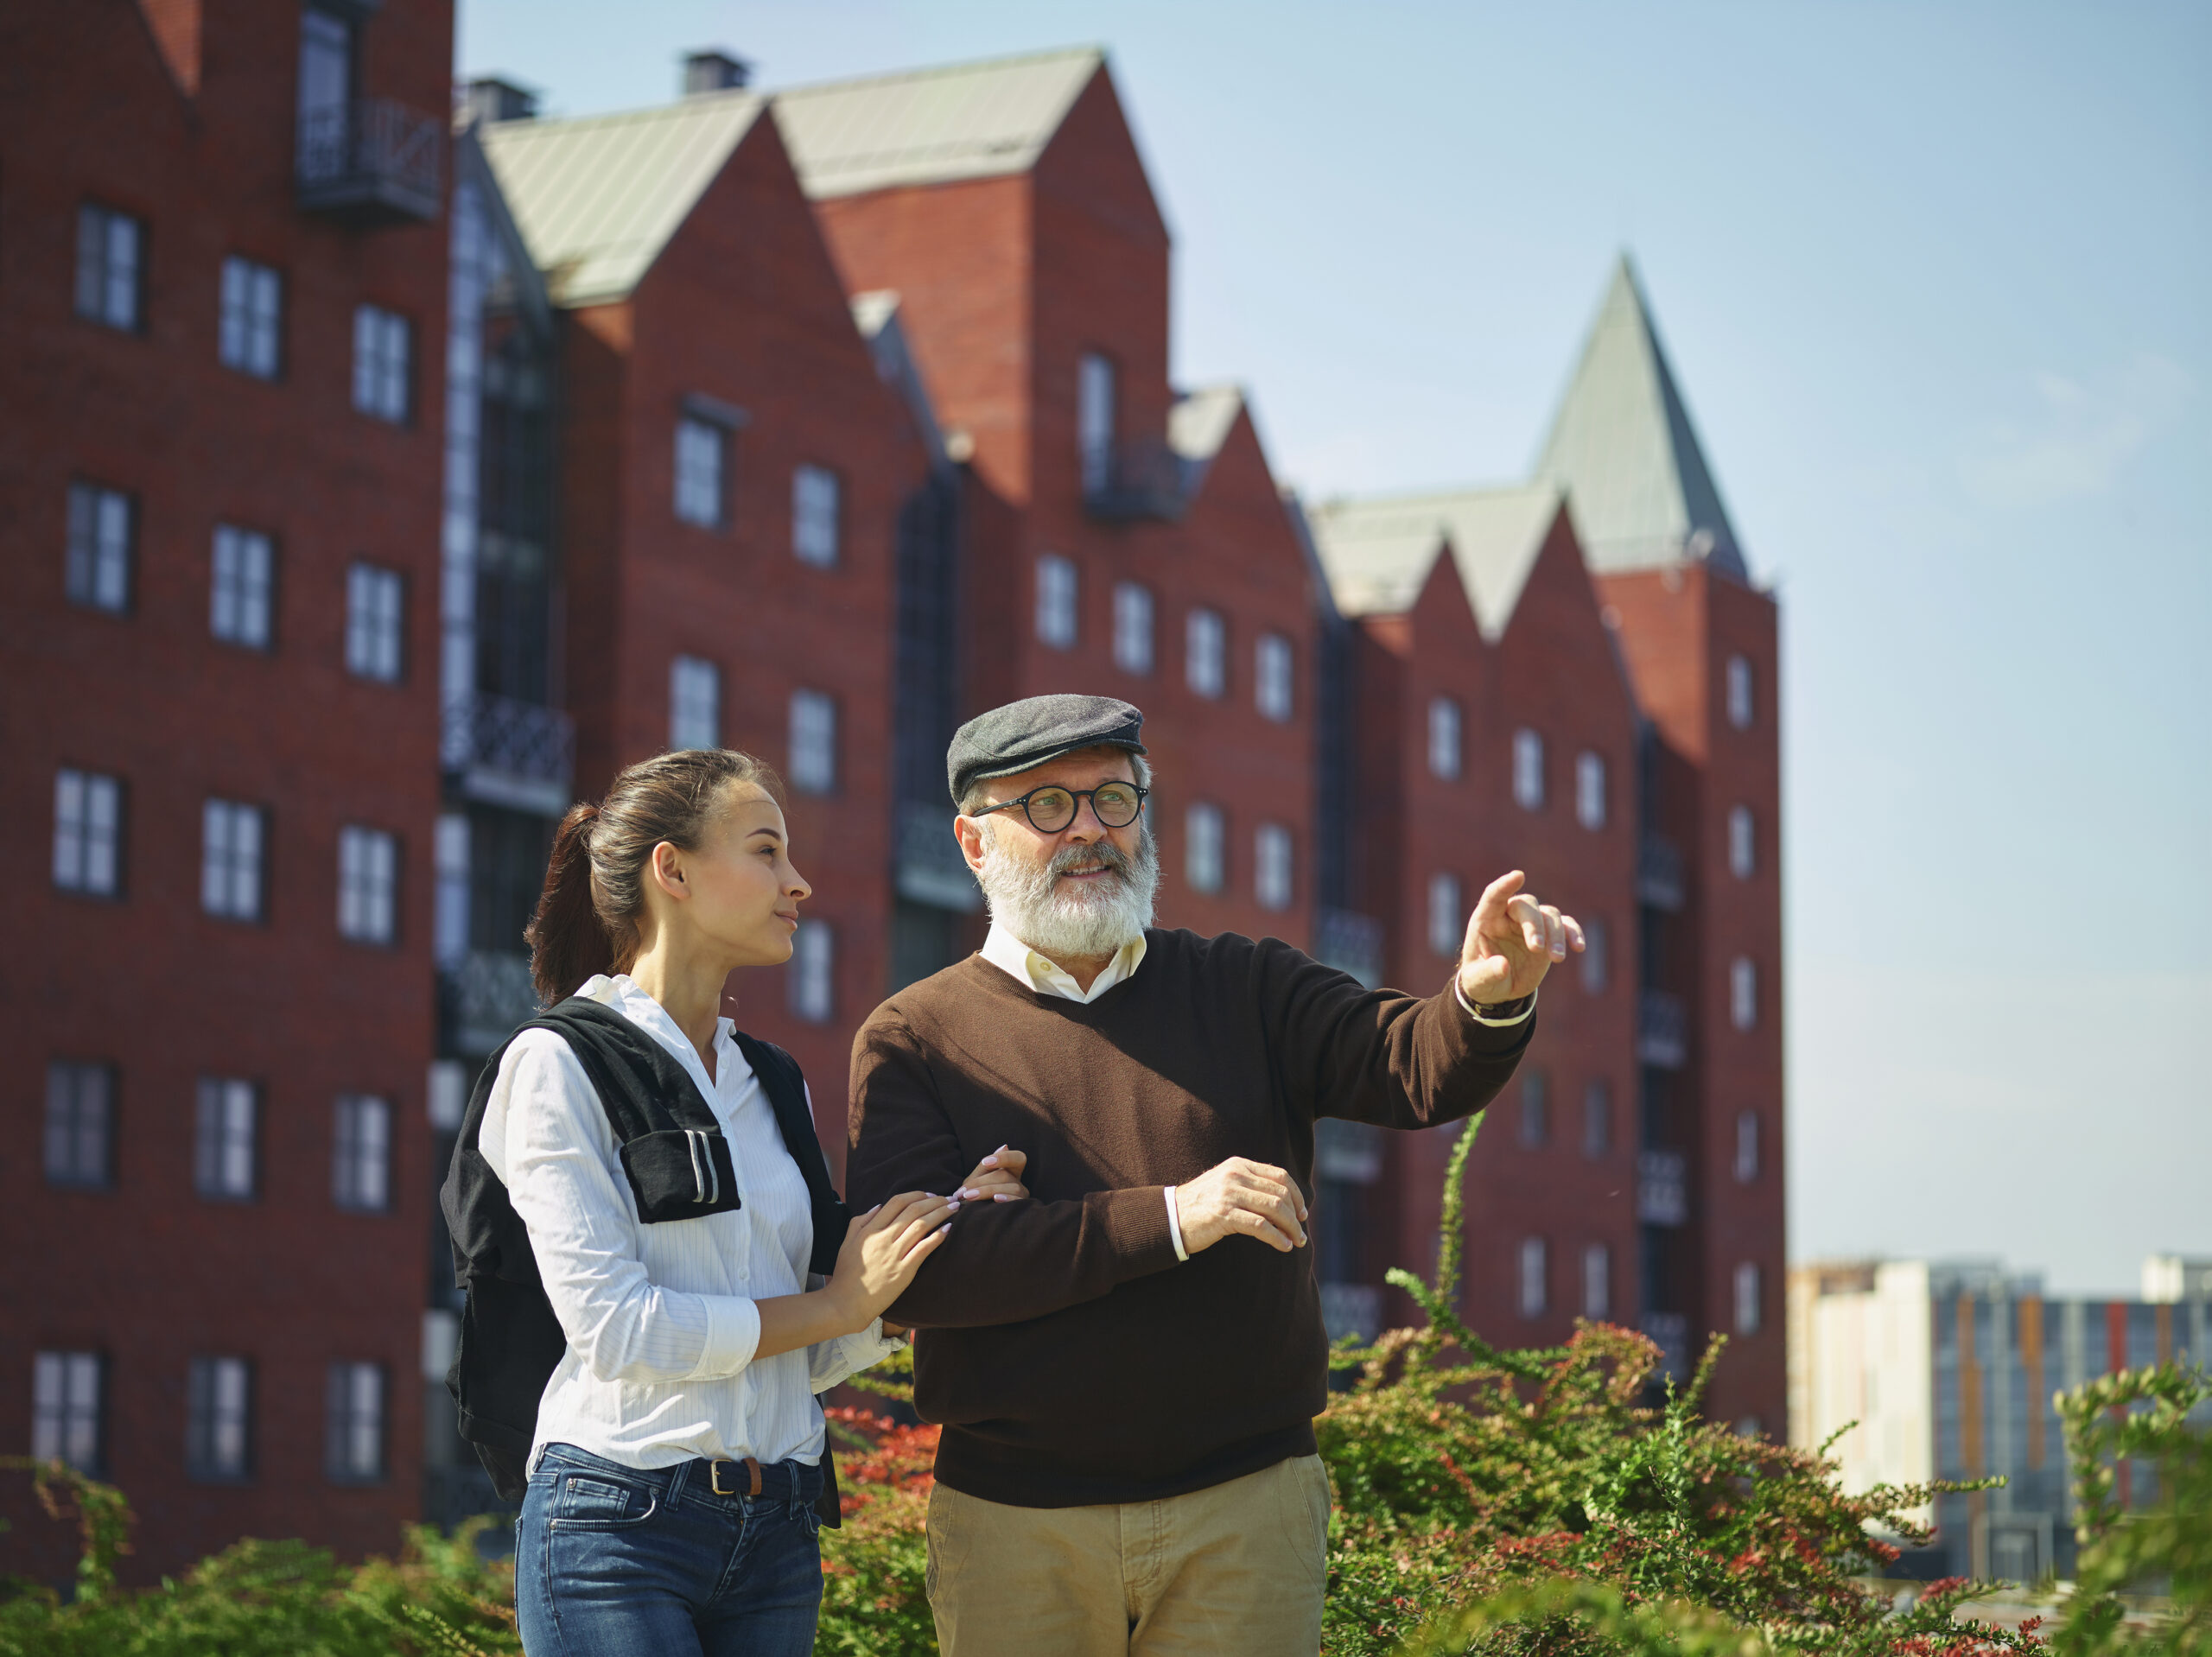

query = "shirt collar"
[575,973,745,1097]
[979,922,1147,1005]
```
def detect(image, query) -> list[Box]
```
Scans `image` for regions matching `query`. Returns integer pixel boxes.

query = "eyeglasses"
[970,782,1149,834]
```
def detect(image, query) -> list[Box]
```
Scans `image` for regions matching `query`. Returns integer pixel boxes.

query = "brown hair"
[525,748,787,1006]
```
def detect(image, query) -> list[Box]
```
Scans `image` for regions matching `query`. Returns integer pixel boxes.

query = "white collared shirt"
[480,973,902,1470]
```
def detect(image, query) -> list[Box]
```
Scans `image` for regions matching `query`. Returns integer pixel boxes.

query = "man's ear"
[953,814,988,875]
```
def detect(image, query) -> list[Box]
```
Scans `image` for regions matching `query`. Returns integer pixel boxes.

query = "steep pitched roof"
[476,94,767,307]
[1168,384,1243,498]
[1532,256,1747,579]
[772,47,1103,200]
[1304,485,1563,642]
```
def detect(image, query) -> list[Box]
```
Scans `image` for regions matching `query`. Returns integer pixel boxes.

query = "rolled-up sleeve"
[486,1032,761,1384]
[808,1317,907,1395]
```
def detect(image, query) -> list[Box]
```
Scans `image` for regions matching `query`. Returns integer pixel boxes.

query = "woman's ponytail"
[523,748,787,1007]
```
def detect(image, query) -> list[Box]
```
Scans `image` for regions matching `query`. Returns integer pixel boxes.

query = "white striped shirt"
[481,973,900,1470]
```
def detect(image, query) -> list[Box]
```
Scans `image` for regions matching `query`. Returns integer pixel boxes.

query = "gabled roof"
[1532,256,1747,579]
[476,94,768,307]
[772,47,1103,200]
[1168,384,1243,498]
[1304,485,1563,642]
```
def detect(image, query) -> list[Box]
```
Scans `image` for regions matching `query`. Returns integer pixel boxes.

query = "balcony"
[1083,437,1186,523]
[442,949,541,1056]
[1636,987,1688,1069]
[1313,907,1384,989]
[442,690,575,818]
[1636,834,1684,911]
[1636,1149,1688,1227]
[895,802,982,913]
[296,98,443,224]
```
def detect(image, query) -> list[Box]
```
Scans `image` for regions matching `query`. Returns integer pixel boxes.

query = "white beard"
[976,819,1160,961]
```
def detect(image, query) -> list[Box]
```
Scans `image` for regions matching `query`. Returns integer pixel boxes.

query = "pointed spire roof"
[1532,256,1746,579]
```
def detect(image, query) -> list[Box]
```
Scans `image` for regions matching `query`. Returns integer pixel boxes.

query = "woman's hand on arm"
[752,1191,955,1360]
[953,1146,1028,1203]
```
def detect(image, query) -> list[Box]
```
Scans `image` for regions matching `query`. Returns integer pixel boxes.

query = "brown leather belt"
[709,1455,764,1498]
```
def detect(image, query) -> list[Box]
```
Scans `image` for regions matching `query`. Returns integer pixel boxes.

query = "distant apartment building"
[1789,1255,2212,1583]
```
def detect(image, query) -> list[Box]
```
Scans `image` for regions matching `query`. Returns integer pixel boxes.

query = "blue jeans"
[515,1442,824,1657]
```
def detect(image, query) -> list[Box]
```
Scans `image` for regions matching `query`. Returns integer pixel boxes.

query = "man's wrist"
[1453,977,1536,1025]
[1164,1185,1190,1263]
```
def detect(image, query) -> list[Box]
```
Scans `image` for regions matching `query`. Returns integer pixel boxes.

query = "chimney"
[682,50,753,97]
[464,76,539,125]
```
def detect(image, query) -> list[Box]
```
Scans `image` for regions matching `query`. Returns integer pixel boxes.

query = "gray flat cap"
[948,694,1147,805]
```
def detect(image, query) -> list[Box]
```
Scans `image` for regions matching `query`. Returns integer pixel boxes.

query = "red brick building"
[0,0,454,1578]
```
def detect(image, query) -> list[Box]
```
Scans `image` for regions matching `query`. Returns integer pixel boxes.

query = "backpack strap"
[731,1029,852,1278]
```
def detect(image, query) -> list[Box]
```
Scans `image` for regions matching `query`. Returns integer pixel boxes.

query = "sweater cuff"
[1164,1187,1189,1262]
[692,1294,762,1379]
[1101,1185,1182,1281]
[1455,980,1537,1026]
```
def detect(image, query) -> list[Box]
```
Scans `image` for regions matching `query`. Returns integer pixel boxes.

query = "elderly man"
[846,693,1581,1656]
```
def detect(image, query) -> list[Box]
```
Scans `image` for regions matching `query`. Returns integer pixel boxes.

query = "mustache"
[1050,841,1135,879]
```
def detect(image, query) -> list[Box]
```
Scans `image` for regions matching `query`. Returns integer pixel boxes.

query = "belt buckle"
[709,1457,762,1499]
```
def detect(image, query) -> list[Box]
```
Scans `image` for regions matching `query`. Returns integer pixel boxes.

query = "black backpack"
[439,998,851,1523]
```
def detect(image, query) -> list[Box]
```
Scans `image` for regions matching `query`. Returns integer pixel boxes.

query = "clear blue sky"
[457,0,2212,1295]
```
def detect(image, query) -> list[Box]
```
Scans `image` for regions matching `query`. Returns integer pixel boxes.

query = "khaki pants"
[925,1455,1330,1656]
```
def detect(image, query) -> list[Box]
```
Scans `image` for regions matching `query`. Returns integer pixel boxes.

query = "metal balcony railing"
[1084,437,1186,522]
[1636,1149,1688,1227]
[296,98,443,223]
[895,802,982,913]
[442,690,575,817]
[1636,834,1685,911]
[1636,987,1688,1069]
[442,949,540,1057]
[1313,907,1385,989]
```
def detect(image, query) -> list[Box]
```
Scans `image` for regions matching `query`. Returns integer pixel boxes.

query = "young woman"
[486,748,1018,1656]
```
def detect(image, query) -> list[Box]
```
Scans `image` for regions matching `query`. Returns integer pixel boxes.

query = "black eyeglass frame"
[968,783,1150,834]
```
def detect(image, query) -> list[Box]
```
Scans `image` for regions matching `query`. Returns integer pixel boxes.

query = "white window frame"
[219,256,283,379]
[1112,581,1155,675]
[1077,351,1116,497]
[44,1060,115,1190]
[790,921,834,1024]
[1035,554,1077,649]
[66,480,134,613]
[788,689,837,796]
[1734,1109,1761,1184]
[194,1076,258,1200]
[1254,822,1293,911]
[1427,873,1463,958]
[1517,1237,1548,1318]
[669,655,721,750]
[338,825,398,945]
[1576,751,1607,829]
[1580,916,1609,994]
[351,303,410,422]
[1733,1261,1763,1335]
[333,1094,392,1212]
[32,1350,104,1473]
[201,799,266,922]
[211,524,275,649]
[1730,955,1758,1031]
[1427,696,1462,780]
[325,1362,385,1483]
[1512,728,1545,809]
[1255,633,1294,722]
[1583,1242,1611,1321]
[1728,805,1757,879]
[674,416,727,529]
[1185,606,1225,699]
[54,769,124,897]
[75,203,142,332]
[791,463,841,568]
[187,1355,252,1482]
[1726,654,1755,730]
[345,562,404,682]
[1185,803,1225,895]
[1582,1080,1611,1159]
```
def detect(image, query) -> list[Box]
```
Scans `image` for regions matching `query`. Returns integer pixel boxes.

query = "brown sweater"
[844,928,1533,1508]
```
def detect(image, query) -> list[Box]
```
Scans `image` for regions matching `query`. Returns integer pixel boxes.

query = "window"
[345,562,404,681]
[31,1352,104,1473]
[325,1362,385,1482]
[669,655,720,750]
[1583,1243,1611,1320]
[1518,1070,1549,1147]
[1582,1080,1612,1159]
[351,305,410,422]
[219,257,283,378]
[1512,728,1545,809]
[44,1062,115,1190]
[333,1095,391,1211]
[1077,352,1116,496]
[1733,1261,1763,1335]
[1730,956,1758,1031]
[1427,696,1462,780]
[211,525,275,649]
[789,689,837,795]
[1185,803,1225,894]
[187,1356,252,1481]
[296,7,353,164]
[338,826,397,944]
[74,204,142,331]
[1185,607,1225,698]
[791,464,840,567]
[1726,655,1755,730]
[1580,917,1609,994]
[194,1077,257,1200]
[1427,873,1462,958]
[434,814,468,968]
[1576,751,1606,829]
[66,481,134,613]
[201,800,265,922]
[1113,582,1154,675]
[1728,805,1756,879]
[673,416,726,528]
[1517,1238,1548,1318]
[1733,1110,1761,1184]
[790,921,834,1024]
[54,769,124,897]
[1035,554,1077,649]
[1255,633,1294,722]
[1255,823,1293,911]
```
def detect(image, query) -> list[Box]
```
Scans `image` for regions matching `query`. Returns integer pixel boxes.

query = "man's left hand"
[1459,870,1584,1006]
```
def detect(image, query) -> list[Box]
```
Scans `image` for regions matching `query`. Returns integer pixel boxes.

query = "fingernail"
[994,1192,1013,1202]
[938,1223,951,1235]
[946,1199,962,1211]
[960,1189,979,1200]
[995,1144,1008,1153]
[980,1156,998,1169]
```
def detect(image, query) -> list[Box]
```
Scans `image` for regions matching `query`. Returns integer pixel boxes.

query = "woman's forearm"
[752,1286,868,1361]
